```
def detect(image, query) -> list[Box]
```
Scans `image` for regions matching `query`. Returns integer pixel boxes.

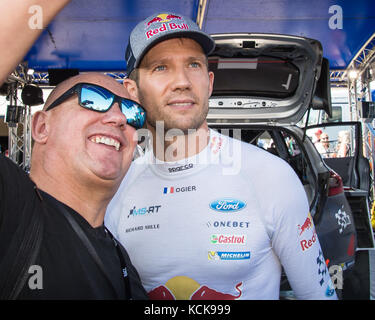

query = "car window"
[282,132,301,157]
[208,56,299,99]
[306,125,355,158]
[279,131,313,186]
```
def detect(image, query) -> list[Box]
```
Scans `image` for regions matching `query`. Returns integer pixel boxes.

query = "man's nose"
[170,67,192,91]
[101,103,127,129]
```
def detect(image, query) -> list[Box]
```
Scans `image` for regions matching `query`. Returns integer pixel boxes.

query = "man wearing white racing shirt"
[105,12,337,300]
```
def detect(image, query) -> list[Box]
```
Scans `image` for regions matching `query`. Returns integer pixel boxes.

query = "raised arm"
[0,0,71,85]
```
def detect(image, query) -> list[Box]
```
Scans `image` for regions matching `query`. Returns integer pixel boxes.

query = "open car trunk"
[207,33,325,124]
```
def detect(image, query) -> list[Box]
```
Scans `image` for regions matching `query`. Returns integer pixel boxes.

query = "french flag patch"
[163,187,174,194]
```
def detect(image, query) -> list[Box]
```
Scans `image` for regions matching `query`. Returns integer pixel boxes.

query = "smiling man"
[0,73,147,299]
[105,13,337,300]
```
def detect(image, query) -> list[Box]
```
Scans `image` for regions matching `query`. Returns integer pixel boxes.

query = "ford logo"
[209,198,246,212]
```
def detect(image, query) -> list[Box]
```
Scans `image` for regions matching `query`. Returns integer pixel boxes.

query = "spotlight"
[21,84,44,106]
[0,83,9,96]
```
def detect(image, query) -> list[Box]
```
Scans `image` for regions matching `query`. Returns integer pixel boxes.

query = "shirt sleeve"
[269,160,337,300]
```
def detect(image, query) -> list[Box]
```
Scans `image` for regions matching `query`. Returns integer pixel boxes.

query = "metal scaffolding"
[343,33,375,230]
[4,63,34,170]
[348,32,375,193]
[5,85,33,171]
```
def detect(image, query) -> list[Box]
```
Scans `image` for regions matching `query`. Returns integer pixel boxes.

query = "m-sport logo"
[128,205,161,218]
[209,198,246,213]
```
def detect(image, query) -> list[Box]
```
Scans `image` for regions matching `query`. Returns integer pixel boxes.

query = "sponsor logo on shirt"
[148,276,243,300]
[168,163,194,173]
[207,220,250,228]
[125,224,160,233]
[317,249,329,286]
[163,185,196,194]
[300,229,317,251]
[128,205,161,218]
[145,14,188,40]
[208,251,251,260]
[209,136,223,154]
[298,212,313,236]
[209,198,246,213]
[210,234,247,245]
[297,212,318,252]
[325,284,335,297]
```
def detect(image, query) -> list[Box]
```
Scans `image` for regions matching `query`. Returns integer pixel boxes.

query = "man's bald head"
[44,72,129,110]
[30,71,138,200]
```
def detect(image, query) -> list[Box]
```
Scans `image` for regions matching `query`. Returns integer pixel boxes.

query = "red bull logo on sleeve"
[297,212,313,236]
[145,14,188,39]
[297,213,318,252]
[148,276,243,300]
[300,229,317,251]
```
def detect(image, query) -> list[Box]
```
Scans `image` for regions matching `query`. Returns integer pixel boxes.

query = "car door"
[306,122,374,250]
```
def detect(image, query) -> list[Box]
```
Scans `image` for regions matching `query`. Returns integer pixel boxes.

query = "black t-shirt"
[0,155,147,300]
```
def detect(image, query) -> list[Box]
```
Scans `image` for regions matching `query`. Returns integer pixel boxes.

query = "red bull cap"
[125,12,215,75]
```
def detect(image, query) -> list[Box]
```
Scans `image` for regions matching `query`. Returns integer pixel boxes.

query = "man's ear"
[123,78,139,102]
[31,111,49,144]
[208,71,214,97]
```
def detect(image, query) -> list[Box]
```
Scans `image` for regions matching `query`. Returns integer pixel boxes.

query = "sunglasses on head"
[45,83,146,129]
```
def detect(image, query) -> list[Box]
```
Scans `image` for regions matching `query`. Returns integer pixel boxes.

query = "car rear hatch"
[207,33,326,124]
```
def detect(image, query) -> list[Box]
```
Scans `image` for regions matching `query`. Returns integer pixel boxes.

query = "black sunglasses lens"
[80,84,114,111]
[121,100,146,129]
[80,84,145,129]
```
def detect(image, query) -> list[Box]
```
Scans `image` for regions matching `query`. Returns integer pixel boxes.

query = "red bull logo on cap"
[146,13,182,26]
[148,276,243,300]
[145,13,189,40]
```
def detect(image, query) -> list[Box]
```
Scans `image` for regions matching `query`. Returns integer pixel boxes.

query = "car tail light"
[328,170,344,196]
[347,234,356,256]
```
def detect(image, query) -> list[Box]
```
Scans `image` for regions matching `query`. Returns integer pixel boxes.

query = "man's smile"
[167,99,195,110]
[89,134,123,151]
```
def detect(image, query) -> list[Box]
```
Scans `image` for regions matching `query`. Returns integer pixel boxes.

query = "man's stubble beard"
[138,89,209,135]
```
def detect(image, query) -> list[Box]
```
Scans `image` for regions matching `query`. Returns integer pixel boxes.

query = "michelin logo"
[208,251,251,261]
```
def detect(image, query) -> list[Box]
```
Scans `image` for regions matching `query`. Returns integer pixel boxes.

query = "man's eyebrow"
[141,56,170,68]
[141,55,207,68]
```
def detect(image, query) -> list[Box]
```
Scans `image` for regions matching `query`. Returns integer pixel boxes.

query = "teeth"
[90,136,120,151]
[170,102,192,106]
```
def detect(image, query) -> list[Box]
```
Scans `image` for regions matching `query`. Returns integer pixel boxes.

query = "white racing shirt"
[105,129,337,300]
